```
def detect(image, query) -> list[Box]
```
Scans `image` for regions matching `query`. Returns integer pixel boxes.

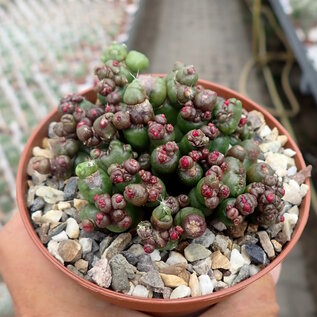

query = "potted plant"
[17,43,311,317]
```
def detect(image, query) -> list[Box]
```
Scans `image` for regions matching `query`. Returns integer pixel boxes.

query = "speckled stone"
[184,243,211,262]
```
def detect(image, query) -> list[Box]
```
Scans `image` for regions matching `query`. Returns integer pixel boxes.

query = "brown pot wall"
[16,79,311,316]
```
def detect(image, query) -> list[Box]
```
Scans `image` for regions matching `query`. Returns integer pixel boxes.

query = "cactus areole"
[27,43,295,256]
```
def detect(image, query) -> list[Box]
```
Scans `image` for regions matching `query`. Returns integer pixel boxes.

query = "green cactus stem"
[123,125,149,151]
[93,113,117,143]
[138,169,166,207]
[179,129,209,154]
[148,114,175,150]
[125,50,149,73]
[194,89,217,112]
[136,220,182,253]
[155,100,179,125]
[188,188,213,216]
[151,141,180,175]
[101,42,128,63]
[246,162,274,183]
[150,204,173,231]
[174,207,206,239]
[95,140,135,171]
[222,156,246,197]
[213,98,242,135]
[108,159,141,193]
[166,63,198,106]
[176,107,209,134]
[240,139,261,170]
[77,167,112,203]
[178,155,203,187]
[138,75,167,109]
[208,135,230,154]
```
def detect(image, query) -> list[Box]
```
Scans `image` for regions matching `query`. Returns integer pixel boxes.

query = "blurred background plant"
[0,0,139,223]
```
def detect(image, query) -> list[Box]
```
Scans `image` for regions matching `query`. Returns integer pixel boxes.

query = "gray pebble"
[237,235,259,246]
[35,223,50,244]
[102,233,132,260]
[137,254,157,272]
[48,222,67,239]
[110,256,131,292]
[67,264,84,278]
[30,197,45,212]
[64,177,78,200]
[140,270,164,291]
[212,235,229,253]
[233,264,250,285]
[121,251,139,266]
[99,236,114,255]
[65,208,80,223]
[244,244,267,265]
[80,230,107,242]
[192,228,215,248]
[184,244,211,262]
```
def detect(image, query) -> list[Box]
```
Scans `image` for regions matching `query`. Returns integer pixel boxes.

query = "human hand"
[0,213,279,317]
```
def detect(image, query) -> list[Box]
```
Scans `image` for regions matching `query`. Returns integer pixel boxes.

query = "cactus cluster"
[29,43,286,253]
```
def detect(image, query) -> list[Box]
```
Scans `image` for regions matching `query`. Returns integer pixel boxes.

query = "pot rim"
[16,77,311,307]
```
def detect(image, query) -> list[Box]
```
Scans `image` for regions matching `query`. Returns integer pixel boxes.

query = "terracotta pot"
[17,79,311,317]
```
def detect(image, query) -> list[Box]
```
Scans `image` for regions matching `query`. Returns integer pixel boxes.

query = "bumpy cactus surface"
[29,42,287,253]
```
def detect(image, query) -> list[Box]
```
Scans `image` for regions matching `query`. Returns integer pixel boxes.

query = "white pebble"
[150,249,161,261]
[223,274,237,286]
[36,186,65,204]
[132,285,149,298]
[57,202,71,210]
[289,179,300,191]
[249,264,260,276]
[198,275,214,295]
[300,184,309,198]
[79,238,93,255]
[283,148,296,157]
[288,205,299,216]
[230,249,245,274]
[51,231,69,242]
[66,218,80,239]
[170,285,191,299]
[41,210,63,224]
[166,251,188,265]
[32,146,53,158]
[283,213,298,241]
[259,141,281,153]
[31,210,42,224]
[47,240,64,264]
[282,183,302,205]
[287,166,297,177]
[259,125,271,138]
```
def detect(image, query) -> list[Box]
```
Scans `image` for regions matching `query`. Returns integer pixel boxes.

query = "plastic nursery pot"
[17,78,311,317]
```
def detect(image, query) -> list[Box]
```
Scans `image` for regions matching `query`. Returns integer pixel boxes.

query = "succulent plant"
[29,43,289,252]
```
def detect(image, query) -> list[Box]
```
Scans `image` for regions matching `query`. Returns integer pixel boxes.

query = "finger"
[199,274,279,317]
[0,213,150,317]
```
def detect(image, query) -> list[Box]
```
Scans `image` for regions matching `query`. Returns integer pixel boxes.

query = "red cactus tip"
[266,193,275,203]
[239,117,247,126]
[192,130,199,137]
[180,156,190,169]
[224,99,230,106]
[115,195,123,203]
